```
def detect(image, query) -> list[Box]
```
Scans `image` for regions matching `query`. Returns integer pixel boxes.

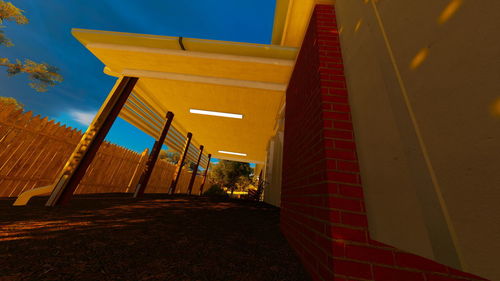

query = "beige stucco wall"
[334,0,500,280]
[264,123,284,207]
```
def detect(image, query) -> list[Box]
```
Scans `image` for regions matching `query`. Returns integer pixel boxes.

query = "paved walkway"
[0,194,310,281]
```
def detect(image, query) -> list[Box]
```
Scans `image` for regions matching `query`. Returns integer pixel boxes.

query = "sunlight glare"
[438,0,463,25]
[410,48,429,70]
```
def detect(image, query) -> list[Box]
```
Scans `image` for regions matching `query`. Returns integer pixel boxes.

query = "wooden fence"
[0,103,205,198]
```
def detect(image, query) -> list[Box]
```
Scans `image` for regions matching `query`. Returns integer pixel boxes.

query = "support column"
[199,154,211,195]
[187,145,204,195]
[134,111,174,198]
[46,76,138,206]
[169,132,192,194]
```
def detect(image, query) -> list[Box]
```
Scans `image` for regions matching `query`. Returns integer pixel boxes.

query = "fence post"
[199,153,211,195]
[134,111,174,197]
[169,132,192,194]
[187,145,204,195]
[126,148,149,193]
[45,76,138,206]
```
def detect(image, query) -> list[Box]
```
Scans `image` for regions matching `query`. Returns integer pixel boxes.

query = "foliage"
[0,30,12,47]
[159,149,180,164]
[187,161,198,172]
[158,149,198,172]
[0,0,27,48]
[235,176,253,191]
[202,184,229,199]
[0,1,28,24]
[209,160,253,194]
[0,59,63,92]
[0,96,23,110]
[0,1,62,92]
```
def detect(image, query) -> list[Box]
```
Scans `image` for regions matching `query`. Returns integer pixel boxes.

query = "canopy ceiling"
[72,0,334,163]
[73,29,297,163]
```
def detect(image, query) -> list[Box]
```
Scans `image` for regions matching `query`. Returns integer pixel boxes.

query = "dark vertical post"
[169,132,192,194]
[187,145,204,195]
[134,111,174,198]
[46,76,138,206]
[199,154,211,195]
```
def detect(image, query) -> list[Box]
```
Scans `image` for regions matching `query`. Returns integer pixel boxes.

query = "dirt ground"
[0,194,311,281]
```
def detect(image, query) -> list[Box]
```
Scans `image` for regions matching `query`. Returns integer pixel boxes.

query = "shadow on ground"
[0,194,310,281]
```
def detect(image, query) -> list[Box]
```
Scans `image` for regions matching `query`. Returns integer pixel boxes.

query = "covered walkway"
[0,194,310,281]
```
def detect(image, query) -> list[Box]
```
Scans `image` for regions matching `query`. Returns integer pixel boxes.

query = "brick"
[341,212,368,227]
[333,121,353,130]
[339,184,364,198]
[318,263,335,281]
[322,95,348,104]
[448,268,488,280]
[329,89,348,96]
[330,226,367,242]
[322,80,346,89]
[327,196,363,211]
[333,259,372,280]
[323,111,350,121]
[315,208,341,223]
[395,252,449,274]
[323,119,333,128]
[320,46,340,52]
[373,266,425,281]
[327,183,339,194]
[320,68,345,76]
[333,240,346,257]
[326,159,336,169]
[337,160,359,172]
[326,149,357,161]
[324,129,353,140]
[334,140,356,150]
[315,233,335,251]
[327,171,360,185]
[425,274,468,281]
[332,103,352,111]
[346,245,394,265]
[368,239,394,248]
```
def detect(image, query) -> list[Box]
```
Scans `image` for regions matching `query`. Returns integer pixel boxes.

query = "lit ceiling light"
[218,150,247,156]
[189,109,243,119]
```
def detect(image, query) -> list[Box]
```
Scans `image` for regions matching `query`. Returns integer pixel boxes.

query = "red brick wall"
[280,5,488,281]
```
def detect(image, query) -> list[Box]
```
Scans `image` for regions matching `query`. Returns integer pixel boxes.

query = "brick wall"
[280,5,488,281]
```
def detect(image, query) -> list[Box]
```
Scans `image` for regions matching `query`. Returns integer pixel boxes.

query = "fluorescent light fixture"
[218,150,247,156]
[189,109,243,119]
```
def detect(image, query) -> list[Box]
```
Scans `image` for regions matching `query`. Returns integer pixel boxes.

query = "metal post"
[46,76,138,207]
[169,132,192,194]
[134,111,174,198]
[187,145,204,195]
[199,154,211,195]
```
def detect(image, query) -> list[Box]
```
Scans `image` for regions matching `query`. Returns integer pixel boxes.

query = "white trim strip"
[190,109,243,119]
[218,151,247,156]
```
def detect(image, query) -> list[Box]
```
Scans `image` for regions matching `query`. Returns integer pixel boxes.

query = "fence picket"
[0,108,205,197]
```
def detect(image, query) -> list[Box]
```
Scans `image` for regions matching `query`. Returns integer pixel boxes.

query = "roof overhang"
[73,29,298,163]
[272,0,335,47]
[72,0,334,163]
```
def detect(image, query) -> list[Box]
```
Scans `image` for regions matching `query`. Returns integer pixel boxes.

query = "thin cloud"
[68,109,96,126]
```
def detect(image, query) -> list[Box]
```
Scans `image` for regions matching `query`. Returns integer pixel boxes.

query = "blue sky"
[0,0,275,166]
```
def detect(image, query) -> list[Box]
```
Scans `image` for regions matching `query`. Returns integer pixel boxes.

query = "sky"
[0,0,276,166]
